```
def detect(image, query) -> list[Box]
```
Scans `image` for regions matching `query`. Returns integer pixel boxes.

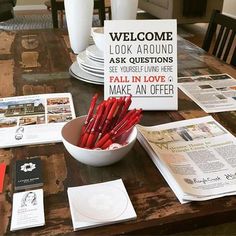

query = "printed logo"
[20,163,36,172]
[184,178,194,184]
[184,176,221,185]
[225,173,236,180]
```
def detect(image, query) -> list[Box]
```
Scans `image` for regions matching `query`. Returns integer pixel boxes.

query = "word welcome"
[109,31,173,41]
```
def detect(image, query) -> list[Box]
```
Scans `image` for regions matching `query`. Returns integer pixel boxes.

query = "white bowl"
[61,116,137,167]
[92,27,105,52]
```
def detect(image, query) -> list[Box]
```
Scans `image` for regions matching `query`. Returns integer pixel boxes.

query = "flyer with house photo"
[0,93,76,148]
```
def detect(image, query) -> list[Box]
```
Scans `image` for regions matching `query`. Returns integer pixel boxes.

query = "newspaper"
[0,93,76,148]
[178,74,236,113]
[137,116,236,203]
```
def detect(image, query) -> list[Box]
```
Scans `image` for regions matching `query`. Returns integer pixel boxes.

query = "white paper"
[0,93,76,148]
[10,189,45,231]
[67,179,137,230]
[178,73,236,113]
[137,116,236,203]
[104,20,178,110]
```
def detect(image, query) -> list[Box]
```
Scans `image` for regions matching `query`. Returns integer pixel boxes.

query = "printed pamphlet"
[178,74,236,113]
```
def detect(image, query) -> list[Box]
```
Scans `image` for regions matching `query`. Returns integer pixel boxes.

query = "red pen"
[109,97,125,129]
[94,109,137,148]
[117,115,142,136]
[84,93,98,126]
[98,98,113,132]
[79,94,98,141]
[101,115,142,149]
[101,99,118,135]
[85,103,105,148]
[79,117,95,148]
[117,95,132,123]
[87,93,98,122]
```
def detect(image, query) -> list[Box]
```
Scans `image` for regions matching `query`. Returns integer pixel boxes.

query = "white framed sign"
[104,20,178,110]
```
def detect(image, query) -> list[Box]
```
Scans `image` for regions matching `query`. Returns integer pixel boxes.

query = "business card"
[10,189,45,231]
[14,157,43,191]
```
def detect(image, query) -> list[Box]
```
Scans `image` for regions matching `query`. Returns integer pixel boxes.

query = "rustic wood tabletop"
[0,29,236,235]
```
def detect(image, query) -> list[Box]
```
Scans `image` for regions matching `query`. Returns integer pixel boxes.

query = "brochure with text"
[137,116,236,203]
[0,93,76,148]
[178,73,236,113]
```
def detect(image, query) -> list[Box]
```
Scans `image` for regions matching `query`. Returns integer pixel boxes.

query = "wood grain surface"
[0,29,236,235]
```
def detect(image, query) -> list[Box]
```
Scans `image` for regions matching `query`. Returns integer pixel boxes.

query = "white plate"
[70,185,128,222]
[87,54,104,63]
[80,64,104,78]
[80,63,104,75]
[86,45,104,60]
[69,62,103,85]
[77,51,104,71]
[69,68,103,85]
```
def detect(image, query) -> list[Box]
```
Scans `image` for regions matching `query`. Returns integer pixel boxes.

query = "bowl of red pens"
[61,94,142,167]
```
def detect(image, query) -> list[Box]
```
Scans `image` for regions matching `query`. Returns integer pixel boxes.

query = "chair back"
[202,10,236,66]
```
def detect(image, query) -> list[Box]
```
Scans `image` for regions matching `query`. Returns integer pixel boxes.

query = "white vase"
[64,0,94,54]
[111,0,138,20]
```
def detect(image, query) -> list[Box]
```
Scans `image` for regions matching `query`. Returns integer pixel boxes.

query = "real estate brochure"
[10,189,45,231]
[137,116,236,203]
[0,93,76,148]
[67,179,137,230]
[178,73,236,113]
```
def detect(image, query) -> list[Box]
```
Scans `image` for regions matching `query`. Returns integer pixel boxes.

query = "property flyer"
[137,116,236,203]
[178,73,236,113]
[0,93,76,148]
[104,20,178,110]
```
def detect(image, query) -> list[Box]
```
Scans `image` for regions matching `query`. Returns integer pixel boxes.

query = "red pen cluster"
[78,94,142,150]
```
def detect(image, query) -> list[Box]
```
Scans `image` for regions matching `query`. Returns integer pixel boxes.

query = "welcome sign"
[104,20,177,110]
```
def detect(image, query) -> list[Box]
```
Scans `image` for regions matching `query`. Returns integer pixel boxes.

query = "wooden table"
[0,29,236,235]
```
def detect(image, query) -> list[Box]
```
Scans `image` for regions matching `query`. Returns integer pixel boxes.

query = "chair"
[46,0,109,28]
[202,10,236,66]
[0,0,16,22]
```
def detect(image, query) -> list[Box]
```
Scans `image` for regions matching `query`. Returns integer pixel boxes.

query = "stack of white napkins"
[67,179,137,231]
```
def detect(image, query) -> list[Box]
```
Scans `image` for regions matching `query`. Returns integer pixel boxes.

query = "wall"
[223,0,236,17]
[15,0,46,10]
[16,0,45,5]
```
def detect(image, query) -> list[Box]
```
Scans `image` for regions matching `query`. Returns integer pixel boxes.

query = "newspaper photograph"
[0,93,76,148]
[137,116,236,203]
[178,74,236,113]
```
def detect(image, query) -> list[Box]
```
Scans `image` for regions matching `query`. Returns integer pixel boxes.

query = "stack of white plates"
[69,45,104,85]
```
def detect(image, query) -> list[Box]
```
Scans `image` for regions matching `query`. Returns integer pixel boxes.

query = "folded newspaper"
[137,116,236,203]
